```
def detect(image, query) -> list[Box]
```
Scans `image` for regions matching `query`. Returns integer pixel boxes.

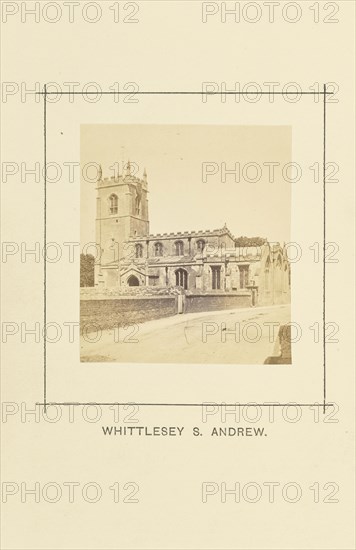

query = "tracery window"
[154,242,163,256]
[135,244,143,258]
[211,266,221,290]
[174,240,184,256]
[264,258,271,290]
[109,194,118,215]
[239,265,249,289]
[196,239,205,252]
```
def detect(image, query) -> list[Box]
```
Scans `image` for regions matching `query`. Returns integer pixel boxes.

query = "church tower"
[95,162,149,286]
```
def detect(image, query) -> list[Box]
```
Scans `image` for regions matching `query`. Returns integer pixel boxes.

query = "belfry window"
[109,194,118,215]
[154,242,163,257]
[174,240,184,256]
[135,195,141,215]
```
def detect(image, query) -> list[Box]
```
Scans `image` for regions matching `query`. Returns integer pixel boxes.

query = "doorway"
[127,275,139,286]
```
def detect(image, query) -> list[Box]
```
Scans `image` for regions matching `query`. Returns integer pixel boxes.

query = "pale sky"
[81,125,291,246]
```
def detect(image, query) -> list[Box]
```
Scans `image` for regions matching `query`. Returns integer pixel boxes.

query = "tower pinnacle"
[125,160,131,177]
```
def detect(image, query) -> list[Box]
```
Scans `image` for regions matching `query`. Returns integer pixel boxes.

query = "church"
[94,163,290,306]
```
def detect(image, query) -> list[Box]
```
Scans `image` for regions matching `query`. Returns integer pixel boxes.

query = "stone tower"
[95,162,149,286]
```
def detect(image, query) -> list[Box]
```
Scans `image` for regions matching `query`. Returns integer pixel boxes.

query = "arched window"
[197,239,205,253]
[109,194,118,215]
[283,262,289,291]
[264,258,271,291]
[154,242,163,257]
[274,255,282,289]
[135,244,143,258]
[239,265,249,289]
[174,240,184,256]
[135,183,142,215]
[175,268,188,290]
[211,266,221,290]
[135,194,141,215]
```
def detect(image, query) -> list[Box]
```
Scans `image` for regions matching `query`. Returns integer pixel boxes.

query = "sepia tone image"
[80,124,291,364]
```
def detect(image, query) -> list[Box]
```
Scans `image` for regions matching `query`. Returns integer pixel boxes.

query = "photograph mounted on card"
[80,124,292,364]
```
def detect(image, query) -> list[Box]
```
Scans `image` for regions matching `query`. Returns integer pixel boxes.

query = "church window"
[239,265,249,288]
[154,242,163,256]
[135,194,141,215]
[109,194,118,215]
[265,258,271,291]
[174,240,184,256]
[175,268,188,290]
[148,275,158,286]
[211,266,221,290]
[197,239,205,252]
[286,264,291,288]
[135,184,142,216]
[135,244,143,258]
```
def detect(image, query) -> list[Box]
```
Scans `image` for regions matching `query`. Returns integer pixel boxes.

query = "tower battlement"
[97,174,148,188]
[97,161,148,187]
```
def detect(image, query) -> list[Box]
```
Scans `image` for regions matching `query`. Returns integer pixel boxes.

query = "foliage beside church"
[80,253,94,287]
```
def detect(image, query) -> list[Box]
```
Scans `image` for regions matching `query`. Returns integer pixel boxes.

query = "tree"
[80,254,95,287]
[235,236,266,247]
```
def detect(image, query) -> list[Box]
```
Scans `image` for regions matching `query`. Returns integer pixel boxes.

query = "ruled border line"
[39,87,329,412]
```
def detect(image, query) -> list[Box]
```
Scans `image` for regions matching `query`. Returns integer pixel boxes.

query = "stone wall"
[81,295,177,332]
[184,292,251,313]
[80,287,252,333]
[81,285,182,300]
